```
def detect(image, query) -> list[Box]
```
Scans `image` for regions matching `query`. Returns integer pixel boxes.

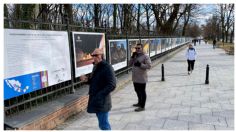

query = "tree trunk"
[113,4,117,33]
[161,4,180,35]
[144,5,150,35]
[4,4,9,28]
[94,4,100,29]
[64,4,73,24]
[182,4,191,36]
[13,4,22,28]
[137,4,140,36]
[230,26,234,43]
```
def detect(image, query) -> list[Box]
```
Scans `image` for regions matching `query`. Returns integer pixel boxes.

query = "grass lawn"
[207,40,234,55]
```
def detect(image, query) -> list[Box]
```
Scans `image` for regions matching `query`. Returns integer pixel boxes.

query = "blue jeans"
[96,112,111,130]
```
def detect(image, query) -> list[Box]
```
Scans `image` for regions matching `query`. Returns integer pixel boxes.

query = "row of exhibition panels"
[4,29,191,100]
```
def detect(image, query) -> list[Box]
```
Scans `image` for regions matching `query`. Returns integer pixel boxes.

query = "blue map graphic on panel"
[4,72,41,100]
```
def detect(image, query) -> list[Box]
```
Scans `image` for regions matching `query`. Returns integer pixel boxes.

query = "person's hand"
[80,75,88,82]
[131,52,138,58]
[134,61,141,67]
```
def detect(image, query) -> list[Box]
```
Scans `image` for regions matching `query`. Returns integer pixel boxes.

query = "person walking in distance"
[80,48,116,130]
[186,44,197,75]
[129,43,151,112]
[213,39,217,49]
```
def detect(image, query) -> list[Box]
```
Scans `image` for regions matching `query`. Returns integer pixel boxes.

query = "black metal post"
[205,64,209,84]
[161,64,165,81]
[65,14,75,93]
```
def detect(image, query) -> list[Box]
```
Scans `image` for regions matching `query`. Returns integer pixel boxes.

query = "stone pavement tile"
[170,104,191,113]
[192,97,210,102]
[110,120,128,130]
[78,117,99,128]
[119,112,144,123]
[111,106,134,116]
[188,122,215,130]
[141,118,166,130]
[184,91,201,98]
[220,103,234,111]
[178,112,201,123]
[155,109,179,120]
[162,119,188,130]
[212,109,234,119]
[201,102,222,109]
[210,97,232,104]
[214,125,234,130]
[201,114,227,127]
[190,106,212,115]
[151,102,171,110]
[123,123,150,130]
[218,93,234,99]
[142,110,159,120]
[164,98,182,105]
[109,111,125,121]
[174,95,192,102]
[63,125,98,130]
[181,99,201,107]
[225,118,234,128]
[229,99,234,105]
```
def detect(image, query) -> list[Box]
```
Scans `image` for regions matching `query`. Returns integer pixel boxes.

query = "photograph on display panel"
[166,38,172,50]
[176,38,181,45]
[149,39,156,57]
[141,39,150,56]
[155,38,162,54]
[171,38,177,48]
[4,29,71,100]
[128,39,140,58]
[161,38,167,52]
[109,39,127,71]
[72,32,105,77]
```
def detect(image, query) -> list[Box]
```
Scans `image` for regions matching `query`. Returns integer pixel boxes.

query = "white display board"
[4,29,71,100]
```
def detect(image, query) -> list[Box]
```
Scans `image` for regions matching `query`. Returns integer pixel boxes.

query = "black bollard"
[161,64,165,81]
[205,64,209,84]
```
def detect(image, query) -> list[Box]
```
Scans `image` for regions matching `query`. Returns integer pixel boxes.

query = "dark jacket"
[87,60,116,113]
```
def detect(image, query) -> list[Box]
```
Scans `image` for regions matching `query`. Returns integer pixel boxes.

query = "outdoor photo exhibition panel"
[166,38,172,50]
[149,38,161,57]
[141,39,150,56]
[176,38,181,46]
[161,38,167,52]
[172,38,177,48]
[72,32,106,77]
[109,39,128,71]
[128,39,140,59]
[4,29,71,100]
[155,38,162,54]
[149,39,156,57]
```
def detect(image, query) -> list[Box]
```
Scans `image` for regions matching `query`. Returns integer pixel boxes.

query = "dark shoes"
[134,107,145,112]
[132,103,141,107]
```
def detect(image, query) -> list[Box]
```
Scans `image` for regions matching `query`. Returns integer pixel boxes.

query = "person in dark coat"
[213,39,217,49]
[80,48,116,130]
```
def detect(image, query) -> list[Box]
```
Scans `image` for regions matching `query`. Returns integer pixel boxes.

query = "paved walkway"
[55,42,234,130]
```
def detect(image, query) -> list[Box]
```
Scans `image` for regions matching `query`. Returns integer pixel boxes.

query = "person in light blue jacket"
[185,44,197,75]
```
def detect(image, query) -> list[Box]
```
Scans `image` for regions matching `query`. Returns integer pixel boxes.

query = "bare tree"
[94,4,100,29]
[4,4,9,28]
[152,4,181,35]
